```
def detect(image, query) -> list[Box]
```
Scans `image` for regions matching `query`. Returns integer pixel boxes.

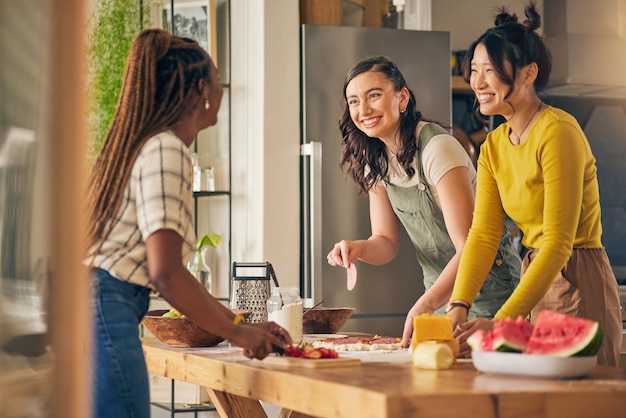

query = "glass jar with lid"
[267,286,303,344]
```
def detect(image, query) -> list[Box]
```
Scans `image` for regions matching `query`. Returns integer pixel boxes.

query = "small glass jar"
[191,152,202,192]
[267,287,303,344]
[202,167,215,191]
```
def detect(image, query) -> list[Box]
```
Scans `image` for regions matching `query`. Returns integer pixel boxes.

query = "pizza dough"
[312,335,403,352]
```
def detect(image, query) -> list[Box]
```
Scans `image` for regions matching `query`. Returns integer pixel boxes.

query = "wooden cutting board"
[260,355,361,368]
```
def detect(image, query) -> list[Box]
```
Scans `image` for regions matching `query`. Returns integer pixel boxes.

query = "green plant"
[197,233,223,251]
[86,0,151,160]
[191,233,222,277]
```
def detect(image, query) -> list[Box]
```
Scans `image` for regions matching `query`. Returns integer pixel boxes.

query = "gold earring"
[205,99,210,110]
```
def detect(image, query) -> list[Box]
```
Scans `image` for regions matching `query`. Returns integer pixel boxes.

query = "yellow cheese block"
[411,314,454,348]
[411,341,454,370]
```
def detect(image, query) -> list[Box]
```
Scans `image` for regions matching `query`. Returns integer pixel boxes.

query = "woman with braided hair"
[86,29,291,417]
[447,3,622,366]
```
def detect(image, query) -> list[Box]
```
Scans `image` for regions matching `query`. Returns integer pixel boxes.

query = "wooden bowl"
[142,309,252,347]
[302,307,355,334]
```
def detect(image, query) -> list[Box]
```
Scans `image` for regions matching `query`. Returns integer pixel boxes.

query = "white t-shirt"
[385,123,477,208]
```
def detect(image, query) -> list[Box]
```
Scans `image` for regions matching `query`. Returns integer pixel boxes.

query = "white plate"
[472,351,597,379]
[302,334,348,344]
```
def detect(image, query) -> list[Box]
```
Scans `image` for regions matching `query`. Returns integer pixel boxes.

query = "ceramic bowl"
[302,307,355,334]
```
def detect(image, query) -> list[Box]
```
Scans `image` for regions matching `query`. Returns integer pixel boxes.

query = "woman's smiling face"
[345,70,407,145]
[469,43,516,119]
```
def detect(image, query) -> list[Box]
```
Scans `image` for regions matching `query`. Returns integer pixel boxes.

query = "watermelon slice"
[467,316,533,353]
[492,316,534,352]
[467,329,494,352]
[524,310,603,357]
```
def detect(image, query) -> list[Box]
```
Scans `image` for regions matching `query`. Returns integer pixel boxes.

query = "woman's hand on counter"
[454,318,494,358]
[230,321,293,360]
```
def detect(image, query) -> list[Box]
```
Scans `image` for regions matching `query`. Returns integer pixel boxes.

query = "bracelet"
[445,301,470,314]
[232,314,245,325]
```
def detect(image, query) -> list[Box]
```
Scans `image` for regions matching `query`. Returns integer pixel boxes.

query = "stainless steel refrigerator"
[300,25,451,337]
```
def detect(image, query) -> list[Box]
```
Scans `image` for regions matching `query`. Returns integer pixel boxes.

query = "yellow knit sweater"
[451,106,603,319]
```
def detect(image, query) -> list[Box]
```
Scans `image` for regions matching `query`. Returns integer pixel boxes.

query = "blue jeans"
[92,268,151,418]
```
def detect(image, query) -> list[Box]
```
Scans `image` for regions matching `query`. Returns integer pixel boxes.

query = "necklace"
[510,102,544,145]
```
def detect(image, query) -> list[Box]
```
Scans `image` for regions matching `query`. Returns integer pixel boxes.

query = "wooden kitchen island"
[142,338,626,418]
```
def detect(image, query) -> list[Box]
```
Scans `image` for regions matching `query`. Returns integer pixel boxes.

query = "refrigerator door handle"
[300,141,322,307]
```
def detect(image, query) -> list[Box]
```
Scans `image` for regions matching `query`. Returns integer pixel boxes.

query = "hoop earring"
[205,99,210,110]
[399,107,406,114]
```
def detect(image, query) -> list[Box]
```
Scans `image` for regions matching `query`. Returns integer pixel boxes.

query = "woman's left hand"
[401,298,438,347]
[454,318,494,358]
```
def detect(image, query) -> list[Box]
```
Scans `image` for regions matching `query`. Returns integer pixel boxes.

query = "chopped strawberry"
[282,343,339,359]
[300,343,315,353]
[284,346,303,357]
[303,349,322,359]
[316,347,338,358]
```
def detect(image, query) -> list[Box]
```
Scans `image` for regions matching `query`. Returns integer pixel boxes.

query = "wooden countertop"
[143,338,626,418]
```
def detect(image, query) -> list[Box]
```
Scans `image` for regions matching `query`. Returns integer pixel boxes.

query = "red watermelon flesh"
[524,310,603,357]
[491,316,534,352]
[467,329,494,352]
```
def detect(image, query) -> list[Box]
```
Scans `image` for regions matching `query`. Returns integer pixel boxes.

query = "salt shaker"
[267,287,303,344]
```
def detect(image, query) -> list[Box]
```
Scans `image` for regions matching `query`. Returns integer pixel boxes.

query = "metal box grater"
[230,262,279,323]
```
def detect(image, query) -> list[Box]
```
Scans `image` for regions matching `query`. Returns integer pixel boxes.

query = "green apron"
[384,123,520,318]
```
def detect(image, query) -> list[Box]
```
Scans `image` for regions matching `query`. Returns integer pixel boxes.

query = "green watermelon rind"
[491,316,534,353]
[572,325,603,357]
[493,338,525,353]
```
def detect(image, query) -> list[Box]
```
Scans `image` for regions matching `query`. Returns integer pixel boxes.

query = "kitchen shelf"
[149,0,232,415]
[151,379,216,417]
[151,401,216,415]
[193,190,230,198]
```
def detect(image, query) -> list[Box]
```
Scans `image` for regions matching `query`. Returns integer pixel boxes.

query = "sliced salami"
[346,262,357,291]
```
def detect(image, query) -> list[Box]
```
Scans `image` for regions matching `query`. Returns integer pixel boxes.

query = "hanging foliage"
[86,0,151,161]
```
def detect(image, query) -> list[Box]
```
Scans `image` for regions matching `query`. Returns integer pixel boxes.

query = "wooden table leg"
[205,387,267,418]
[278,409,317,418]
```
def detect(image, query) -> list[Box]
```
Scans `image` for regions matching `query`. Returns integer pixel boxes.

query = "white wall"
[431,0,544,51]
[545,0,626,86]
[432,0,626,87]
[230,0,301,288]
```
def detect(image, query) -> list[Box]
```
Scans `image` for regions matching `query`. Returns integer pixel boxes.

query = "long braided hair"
[338,56,422,195]
[86,28,211,251]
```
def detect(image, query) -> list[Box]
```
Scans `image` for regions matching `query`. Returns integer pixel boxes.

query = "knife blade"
[271,343,285,356]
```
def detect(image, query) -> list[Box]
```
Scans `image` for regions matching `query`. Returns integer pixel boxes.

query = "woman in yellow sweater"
[446,3,622,366]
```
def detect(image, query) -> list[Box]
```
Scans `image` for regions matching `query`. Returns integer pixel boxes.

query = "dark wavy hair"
[338,56,422,195]
[461,2,552,107]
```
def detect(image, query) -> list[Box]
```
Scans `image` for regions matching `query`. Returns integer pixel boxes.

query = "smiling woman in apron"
[326,56,521,348]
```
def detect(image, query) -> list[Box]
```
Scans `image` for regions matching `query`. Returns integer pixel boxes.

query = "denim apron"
[384,123,521,318]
